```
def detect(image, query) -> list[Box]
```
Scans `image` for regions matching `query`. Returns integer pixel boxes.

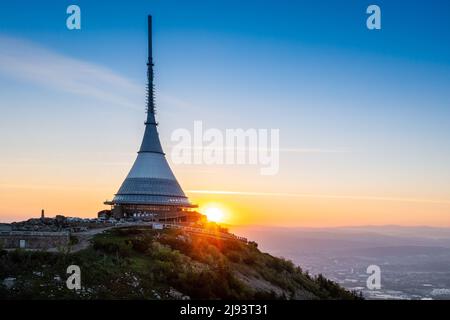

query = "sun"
[200,203,227,223]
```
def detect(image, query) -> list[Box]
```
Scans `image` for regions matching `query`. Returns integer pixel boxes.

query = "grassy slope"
[0,227,361,300]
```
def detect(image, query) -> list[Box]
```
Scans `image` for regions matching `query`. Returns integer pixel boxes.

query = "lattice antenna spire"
[146,15,156,118]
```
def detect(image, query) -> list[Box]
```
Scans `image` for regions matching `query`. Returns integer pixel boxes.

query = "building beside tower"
[104,16,202,224]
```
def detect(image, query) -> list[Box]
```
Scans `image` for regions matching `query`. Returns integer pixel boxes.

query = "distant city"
[233,225,450,300]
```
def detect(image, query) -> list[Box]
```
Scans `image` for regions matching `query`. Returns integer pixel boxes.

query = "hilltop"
[0,226,361,300]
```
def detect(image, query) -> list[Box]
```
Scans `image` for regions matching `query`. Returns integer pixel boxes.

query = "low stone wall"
[0,231,70,249]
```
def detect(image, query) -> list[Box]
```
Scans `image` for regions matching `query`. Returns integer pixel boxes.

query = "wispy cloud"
[0,183,105,191]
[278,148,349,154]
[0,34,142,110]
[187,189,450,205]
[163,145,348,154]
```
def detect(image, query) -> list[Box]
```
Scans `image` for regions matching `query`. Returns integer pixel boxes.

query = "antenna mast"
[147,15,155,116]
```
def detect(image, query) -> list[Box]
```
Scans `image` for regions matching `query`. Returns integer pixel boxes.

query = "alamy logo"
[171,121,280,175]
[366,5,381,30]
[66,5,81,30]
[66,265,81,290]
[366,265,381,290]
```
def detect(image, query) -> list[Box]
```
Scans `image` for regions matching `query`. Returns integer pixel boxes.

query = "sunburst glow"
[200,203,227,223]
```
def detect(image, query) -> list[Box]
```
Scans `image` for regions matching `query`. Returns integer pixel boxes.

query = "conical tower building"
[106,16,199,223]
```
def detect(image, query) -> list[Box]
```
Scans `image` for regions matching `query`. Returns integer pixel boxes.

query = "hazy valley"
[231,225,450,300]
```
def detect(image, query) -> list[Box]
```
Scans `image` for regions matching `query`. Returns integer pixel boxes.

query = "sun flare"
[200,203,227,223]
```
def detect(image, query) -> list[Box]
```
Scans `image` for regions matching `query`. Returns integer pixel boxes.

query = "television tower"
[106,16,198,223]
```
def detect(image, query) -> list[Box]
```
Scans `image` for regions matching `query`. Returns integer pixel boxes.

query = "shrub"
[226,251,241,263]
[93,236,133,257]
[248,241,258,248]
[69,235,79,245]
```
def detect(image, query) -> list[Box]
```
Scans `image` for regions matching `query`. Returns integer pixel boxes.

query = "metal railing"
[163,223,248,243]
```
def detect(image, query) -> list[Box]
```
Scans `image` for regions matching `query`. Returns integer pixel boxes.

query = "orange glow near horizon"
[1,163,450,227]
[2,180,450,227]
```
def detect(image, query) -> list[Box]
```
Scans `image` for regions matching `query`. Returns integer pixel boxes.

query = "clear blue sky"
[0,0,450,225]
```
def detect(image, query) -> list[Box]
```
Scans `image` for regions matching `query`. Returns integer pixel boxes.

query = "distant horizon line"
[227,223,450,230]
[2,214,450,230]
